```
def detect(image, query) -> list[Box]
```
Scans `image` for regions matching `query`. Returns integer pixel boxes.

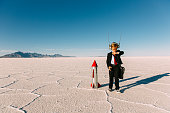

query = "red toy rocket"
[91,60,101,88]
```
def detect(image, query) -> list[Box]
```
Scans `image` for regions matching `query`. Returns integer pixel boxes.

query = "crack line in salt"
[9,105,26,113]
[26,76,39,80]
[110,97,170,113]
[153,98,159,108]
[0,75,11,79]
[72,85,113,113]
[0,87,32,91]
[31,85,47,94]
[140,86,170,98]
[12,85,48,112]
[56,78,64,85]
[76,80,82,88]
[20,95,41,110]
[104,90,113,113]
[0,80,19,88]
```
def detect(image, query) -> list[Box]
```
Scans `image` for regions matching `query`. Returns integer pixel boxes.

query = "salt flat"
[0,56,170,113]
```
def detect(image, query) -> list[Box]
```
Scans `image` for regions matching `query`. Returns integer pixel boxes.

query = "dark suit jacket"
[106,50,124,69]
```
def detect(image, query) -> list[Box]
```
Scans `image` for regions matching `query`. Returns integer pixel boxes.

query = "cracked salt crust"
[0,57,170,113]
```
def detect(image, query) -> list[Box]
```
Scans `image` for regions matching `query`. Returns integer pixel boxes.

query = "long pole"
[119,32,122,47]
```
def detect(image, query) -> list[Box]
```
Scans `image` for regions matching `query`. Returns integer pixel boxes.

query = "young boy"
[106,42,124,93]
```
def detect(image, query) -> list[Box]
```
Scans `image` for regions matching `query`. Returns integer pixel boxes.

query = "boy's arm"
[106,53,111,69]
[117,50,124,56]
[119,51,124,55]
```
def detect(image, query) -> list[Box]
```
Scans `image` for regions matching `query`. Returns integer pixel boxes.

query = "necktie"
[114,55,117,65]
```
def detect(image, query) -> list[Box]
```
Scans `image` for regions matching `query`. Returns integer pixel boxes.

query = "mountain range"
[0,51,75,58]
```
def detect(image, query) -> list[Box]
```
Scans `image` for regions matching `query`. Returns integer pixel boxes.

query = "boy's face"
[111,44,118,51]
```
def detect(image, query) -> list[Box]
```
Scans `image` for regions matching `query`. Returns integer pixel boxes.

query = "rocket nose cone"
[92,60,97,67]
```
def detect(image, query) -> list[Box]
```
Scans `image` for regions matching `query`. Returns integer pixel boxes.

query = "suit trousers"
[109,64,120,90]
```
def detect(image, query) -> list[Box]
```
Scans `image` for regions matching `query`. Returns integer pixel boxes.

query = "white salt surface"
[0,56,170,113]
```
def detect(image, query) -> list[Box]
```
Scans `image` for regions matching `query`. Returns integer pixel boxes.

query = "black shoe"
[116,89,121,93]
[108,88,112,92]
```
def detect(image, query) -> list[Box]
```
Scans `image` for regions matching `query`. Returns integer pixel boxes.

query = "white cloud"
[44,49,56,51]
[0,50,17,53]
[44,48,108,51]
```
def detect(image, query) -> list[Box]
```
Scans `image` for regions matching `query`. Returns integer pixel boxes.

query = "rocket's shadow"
[100,76,140,88]
[120,73,170,93]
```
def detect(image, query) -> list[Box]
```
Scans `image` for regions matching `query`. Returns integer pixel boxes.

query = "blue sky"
[0,0,170,57]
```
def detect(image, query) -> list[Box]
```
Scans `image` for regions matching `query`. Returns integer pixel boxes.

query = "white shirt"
[111,51,119,65]
[111,54,115,64]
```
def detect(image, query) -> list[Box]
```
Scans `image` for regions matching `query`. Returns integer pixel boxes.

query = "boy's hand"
[112,51,120,55]
[116,52,120,54]
[109,66,112,71]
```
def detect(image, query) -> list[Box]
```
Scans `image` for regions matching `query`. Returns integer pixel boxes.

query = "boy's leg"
[114,66,120,90]
[109,71,114,89]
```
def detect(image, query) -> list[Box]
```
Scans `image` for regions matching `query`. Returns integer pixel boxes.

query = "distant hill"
[0,51,75,58]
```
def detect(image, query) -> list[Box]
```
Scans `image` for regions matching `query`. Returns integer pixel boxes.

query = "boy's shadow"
[100,76,140,88]
[120,73,170,93]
